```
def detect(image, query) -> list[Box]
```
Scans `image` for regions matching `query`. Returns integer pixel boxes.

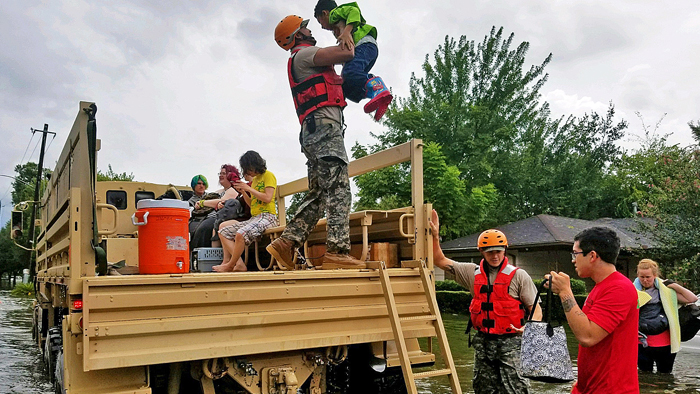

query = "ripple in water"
[0,291,53,394]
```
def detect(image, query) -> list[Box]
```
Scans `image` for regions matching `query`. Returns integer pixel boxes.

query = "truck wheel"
[34,305,44,348]
[54,349,65,394]
[32,306,38,341]
[44,333,56,382]
[44,327,63,383]
[326,360,350,394]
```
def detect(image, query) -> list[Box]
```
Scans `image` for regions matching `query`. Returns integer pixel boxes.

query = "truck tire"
[32,305,39,342]
[345,345,409,394]
[54,348,65,394]
[326,361,351,394]
[44,332,55,382]
[44,327,62,383]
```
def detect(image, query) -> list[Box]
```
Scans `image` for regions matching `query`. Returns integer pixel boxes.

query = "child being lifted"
[314,0,393,121]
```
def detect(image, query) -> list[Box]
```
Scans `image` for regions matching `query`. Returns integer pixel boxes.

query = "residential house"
[438,214,656,290]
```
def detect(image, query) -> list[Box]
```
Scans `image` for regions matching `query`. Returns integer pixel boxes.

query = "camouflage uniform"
[472,332,530,394]
[281,116,351,254]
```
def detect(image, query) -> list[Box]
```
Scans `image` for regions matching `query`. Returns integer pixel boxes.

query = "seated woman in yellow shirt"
[213,151,278,272]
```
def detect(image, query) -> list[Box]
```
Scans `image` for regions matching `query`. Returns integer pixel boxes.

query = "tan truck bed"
[82,269,435,371]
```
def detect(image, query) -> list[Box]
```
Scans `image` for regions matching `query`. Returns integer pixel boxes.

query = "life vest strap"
[296,94,330,118]
[292,75,326,94]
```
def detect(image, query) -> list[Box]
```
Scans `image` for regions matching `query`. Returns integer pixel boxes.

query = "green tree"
[376,27,553,185]
[286,192,308,224]
[97,164,135,181]
[689,120,700,142]
[352,142,498,239]
[353,27,627,239]
[2,162,52,284]
[0,223,26,288]
[11,162,51,207]
[614,122,700,288]
[10,162,51,254]
[494,103,627,222]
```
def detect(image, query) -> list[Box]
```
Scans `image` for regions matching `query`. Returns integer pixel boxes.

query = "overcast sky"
[1,1,698,226]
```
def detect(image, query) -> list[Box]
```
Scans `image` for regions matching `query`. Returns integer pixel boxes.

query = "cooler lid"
[136,199,191,210]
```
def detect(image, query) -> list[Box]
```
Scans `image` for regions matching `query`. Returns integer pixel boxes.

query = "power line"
[0,184,12,203]
[0,131,38,202]
[0,174,31,186]
[18,132,36,168]
[2,137,42,201]
[27,136,41,164]
[44,133,57,155]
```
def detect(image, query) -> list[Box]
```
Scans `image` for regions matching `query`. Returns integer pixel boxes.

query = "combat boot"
[363,76,393,121]
[266,237,295,270]
[321,252,366,270]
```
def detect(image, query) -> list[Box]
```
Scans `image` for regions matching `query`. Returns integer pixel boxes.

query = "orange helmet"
[275,15,308,50]
[477,229,508,249]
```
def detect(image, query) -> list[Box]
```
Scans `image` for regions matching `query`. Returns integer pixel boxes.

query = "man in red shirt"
[548,227,639,394]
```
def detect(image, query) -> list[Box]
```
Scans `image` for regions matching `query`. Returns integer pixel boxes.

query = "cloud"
[2,0,699,227]
[237,7,286,59]
[543,89,610,119]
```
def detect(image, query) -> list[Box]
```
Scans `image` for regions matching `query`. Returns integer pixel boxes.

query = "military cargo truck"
[28,101,460,394]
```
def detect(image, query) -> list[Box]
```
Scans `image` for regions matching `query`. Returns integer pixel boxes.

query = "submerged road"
[1,291,698,394]
[0,291,52,394]
[419,314,700,394]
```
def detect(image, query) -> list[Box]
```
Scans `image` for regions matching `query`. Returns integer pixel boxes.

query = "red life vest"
[287,44,347,125]
[469,258,526,335]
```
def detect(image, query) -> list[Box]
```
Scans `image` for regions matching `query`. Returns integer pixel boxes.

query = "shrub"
[536,294,587,322]
[570,279,587,295]
[435,279,466,292]
[436,291,471,314]
[533,278,587,295]
[10,282,34,297]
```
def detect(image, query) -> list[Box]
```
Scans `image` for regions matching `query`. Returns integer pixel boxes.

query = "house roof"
[593,217,657,250]
[440,214,657,252]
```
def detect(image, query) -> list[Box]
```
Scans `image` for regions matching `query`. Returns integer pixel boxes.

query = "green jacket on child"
[329,2,377,43]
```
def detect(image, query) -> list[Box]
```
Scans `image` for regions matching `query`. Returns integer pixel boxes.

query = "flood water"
[0,291,52,394]
[418,314,700,394]
[1,291,698,394]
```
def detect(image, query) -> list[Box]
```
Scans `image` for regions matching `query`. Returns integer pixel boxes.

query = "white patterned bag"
[520,278,575,383]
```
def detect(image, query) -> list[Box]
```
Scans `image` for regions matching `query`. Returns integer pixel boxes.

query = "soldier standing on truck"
[267,15,365,270]
[429,209,541,394]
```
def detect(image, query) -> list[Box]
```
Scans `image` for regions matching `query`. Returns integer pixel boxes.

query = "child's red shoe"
[372,93,393,121]
[363,76,392,119]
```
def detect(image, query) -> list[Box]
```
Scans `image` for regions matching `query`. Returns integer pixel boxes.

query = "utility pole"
[28,124,56,279]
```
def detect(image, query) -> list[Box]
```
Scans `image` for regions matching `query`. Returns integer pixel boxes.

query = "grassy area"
[10,282,34,297]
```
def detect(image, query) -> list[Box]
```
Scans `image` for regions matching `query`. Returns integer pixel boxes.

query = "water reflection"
[0,291,698,394]
[0,291,52,394]
[419,314,700,394]
[639,370,700,394]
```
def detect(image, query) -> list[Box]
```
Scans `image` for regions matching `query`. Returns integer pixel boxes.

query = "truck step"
[399,315,437,323]
[413,368,453,379]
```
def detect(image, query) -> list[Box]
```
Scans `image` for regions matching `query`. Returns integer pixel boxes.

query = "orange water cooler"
[131,199,191,274]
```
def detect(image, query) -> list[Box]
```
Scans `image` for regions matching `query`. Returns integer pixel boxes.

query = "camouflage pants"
[472,332,530,394]
[282,117,351,254]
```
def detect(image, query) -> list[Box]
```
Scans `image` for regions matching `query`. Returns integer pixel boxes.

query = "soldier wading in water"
[430,209,542,394]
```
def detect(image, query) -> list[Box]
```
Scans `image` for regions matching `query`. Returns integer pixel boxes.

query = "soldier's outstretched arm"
[430,209,458,275]
[313,45,354,67]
